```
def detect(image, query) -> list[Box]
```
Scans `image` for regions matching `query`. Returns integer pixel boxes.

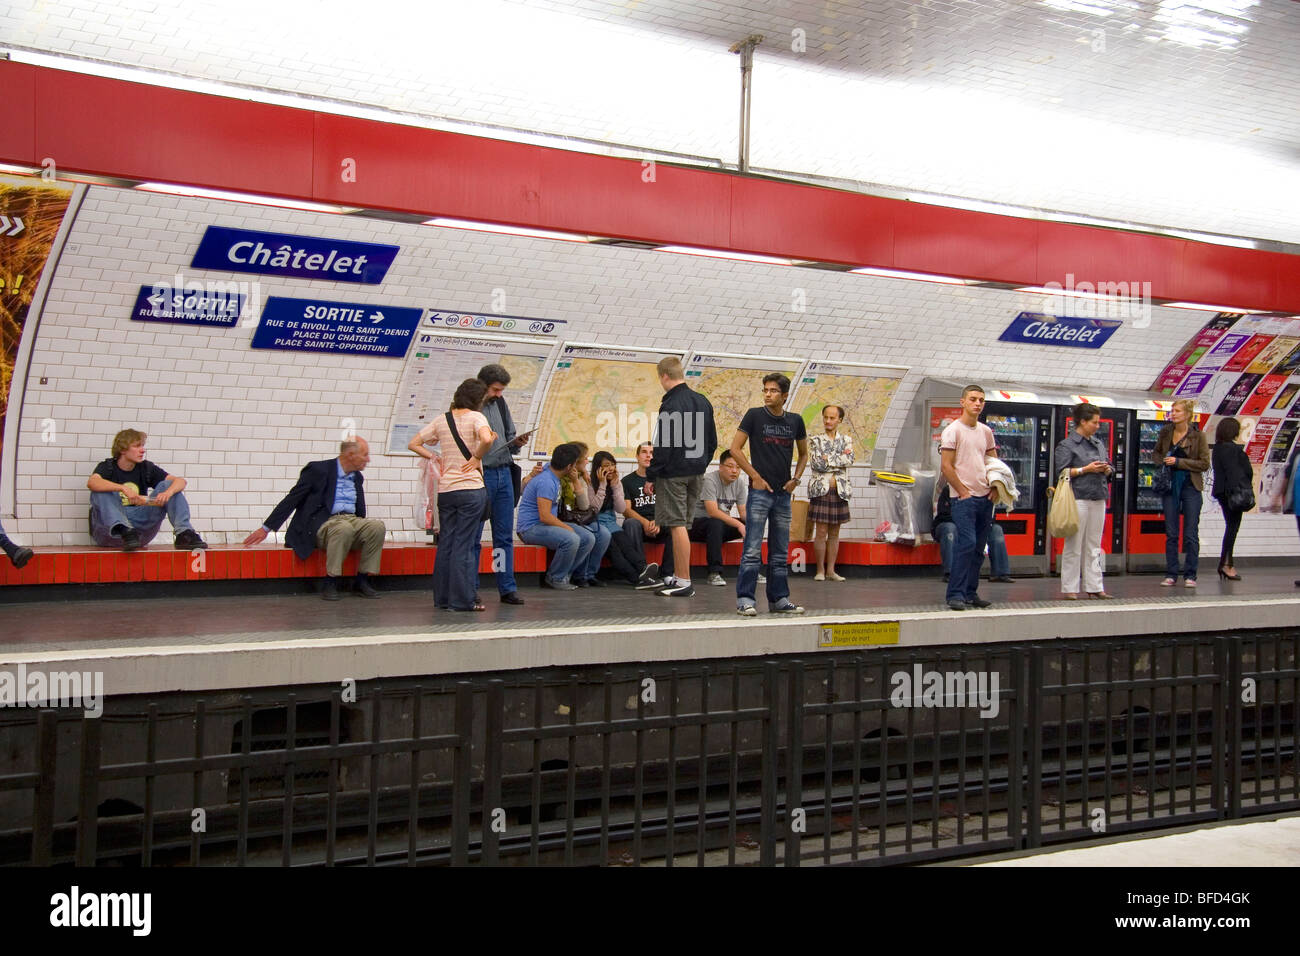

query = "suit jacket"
[263,459,367,560]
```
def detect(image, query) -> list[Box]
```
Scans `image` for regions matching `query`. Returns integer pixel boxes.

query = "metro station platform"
[2,564,1297,698]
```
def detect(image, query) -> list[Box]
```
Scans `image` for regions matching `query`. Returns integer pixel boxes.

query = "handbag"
[1046,469,1080,539]
[559,498,599,526]
[1151,464,1173,496]
[1225,484,1255,512]
[445,412,492,522]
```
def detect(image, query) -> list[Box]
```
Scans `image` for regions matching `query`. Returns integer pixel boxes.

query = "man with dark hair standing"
[730,373,808,615]
[940,386,997,612]
[476,363,533,605]
[243,437,386,601]
[644,356,716,598]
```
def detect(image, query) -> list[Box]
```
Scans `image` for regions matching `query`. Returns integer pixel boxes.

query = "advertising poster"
[1271,342,1300,378]
[1245,419,1277,465]
[1221,334,1276,374]
[1152,313,1240,394]
[1268,420,1300,464]
[1216,373,1263,415]
[1247,336,1300,375]
[1239,374,1290,416]
[1,177,76,469]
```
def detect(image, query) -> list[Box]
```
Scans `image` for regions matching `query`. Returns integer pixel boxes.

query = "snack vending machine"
[1052,407,1129,574]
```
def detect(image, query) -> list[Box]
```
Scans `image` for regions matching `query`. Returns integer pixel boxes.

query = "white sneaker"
[707,572,726,587]
[737,605,757,616]
[771,601,805,615]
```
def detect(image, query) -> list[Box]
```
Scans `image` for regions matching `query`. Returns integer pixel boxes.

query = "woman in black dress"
[1210,416,1253,582]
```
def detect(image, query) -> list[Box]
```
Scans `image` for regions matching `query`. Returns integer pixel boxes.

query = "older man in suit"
[243,437,386,600]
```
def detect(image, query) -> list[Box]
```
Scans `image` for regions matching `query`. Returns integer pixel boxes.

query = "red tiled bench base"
[0,540,940,587]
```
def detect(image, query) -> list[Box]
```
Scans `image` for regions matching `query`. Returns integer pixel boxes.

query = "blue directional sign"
[998,312,1122,349]
[250,297,423,357]
[192,226,399,284]
[129,284,243,326]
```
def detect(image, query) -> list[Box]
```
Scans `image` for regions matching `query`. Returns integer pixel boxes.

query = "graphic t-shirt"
[693,469,749,521]
[93,459,169,503]
[737,407,807,491]
[517,468,561,534]
[622,472,655,520]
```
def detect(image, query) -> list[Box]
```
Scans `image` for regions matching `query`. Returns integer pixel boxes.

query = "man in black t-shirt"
[87,428,207,552]
[620,442,674,586]
[730,373,809,616]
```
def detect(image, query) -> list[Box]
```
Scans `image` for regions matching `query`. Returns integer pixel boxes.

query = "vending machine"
[1052,406,1129,574]
[1127,410,1171,572]
[980,393,1056,574]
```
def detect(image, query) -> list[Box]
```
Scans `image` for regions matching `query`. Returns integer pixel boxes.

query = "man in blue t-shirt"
[517,443,596,590]
[729,373,809,615]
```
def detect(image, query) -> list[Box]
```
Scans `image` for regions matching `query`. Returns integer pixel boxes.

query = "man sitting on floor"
[87,428,208,552]
[242,437,386,600]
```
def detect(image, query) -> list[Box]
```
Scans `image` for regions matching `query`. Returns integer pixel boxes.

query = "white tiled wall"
[10,186,1300,560]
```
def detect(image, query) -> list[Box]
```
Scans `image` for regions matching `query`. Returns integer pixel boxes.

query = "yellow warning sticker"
[817,621,901,647]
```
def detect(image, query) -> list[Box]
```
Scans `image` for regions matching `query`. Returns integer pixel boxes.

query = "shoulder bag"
[1046,469,1080,539]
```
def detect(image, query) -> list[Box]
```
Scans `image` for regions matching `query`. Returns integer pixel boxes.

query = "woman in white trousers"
[1053,403,1115,600]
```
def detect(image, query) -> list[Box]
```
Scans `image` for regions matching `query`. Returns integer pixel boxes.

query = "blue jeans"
[736,488,791,608]
[581,521,612,581]
[435,488,486,610]
[1162,483,1203,580]
[935,520,1010,578]
[520,521,595,585]
[90,478,192,546]
[945,494,993,604]
[479,465,518,595]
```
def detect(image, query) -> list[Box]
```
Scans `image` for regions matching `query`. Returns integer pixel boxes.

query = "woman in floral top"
[807,404,854,581]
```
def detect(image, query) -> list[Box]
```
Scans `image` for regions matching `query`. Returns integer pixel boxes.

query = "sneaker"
[7,546,33,570]
[707,572,726,587]
[967,597,993,608]
[500,591,526,605]
[354,575,380,598]
[947,600,969,611]
[658,582,695,597]
[737,605,758,616]
[120,529,142,552]
[1184,579,1197,588]
[173,529,207,550]
[583,577,607,588]
[573,578,590,588]
[541,577,579,591]
[321,577,342,601]
[771,601,805,614]
[635,564,663,589]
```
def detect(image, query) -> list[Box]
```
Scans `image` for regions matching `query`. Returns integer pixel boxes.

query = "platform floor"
[2,565,1298,697]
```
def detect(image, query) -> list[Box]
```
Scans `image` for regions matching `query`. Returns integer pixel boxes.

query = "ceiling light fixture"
[135,182,356,213]
[1162,302,1268,313]
[851,267,976,285]
[656,245,793,266]
[424,217,591,242]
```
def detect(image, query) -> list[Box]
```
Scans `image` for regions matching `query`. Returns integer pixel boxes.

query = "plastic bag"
[414,457,441,535]
[873,471,917,545]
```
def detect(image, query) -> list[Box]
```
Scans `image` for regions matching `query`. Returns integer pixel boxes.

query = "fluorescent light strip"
[1017,285,1144,303]
[656,245,793,266]
[851,267,976,285]
[424,217,591,242]
[1163,302,1268,313]
[0,163,41,175]
[136,182,356,214]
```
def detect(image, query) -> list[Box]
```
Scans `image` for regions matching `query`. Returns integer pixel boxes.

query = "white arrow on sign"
[0,216,25,237]
[370,311,385,324]
[147,291,166,310]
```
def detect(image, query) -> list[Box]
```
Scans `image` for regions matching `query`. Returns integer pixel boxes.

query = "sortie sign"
[250,297,423,357]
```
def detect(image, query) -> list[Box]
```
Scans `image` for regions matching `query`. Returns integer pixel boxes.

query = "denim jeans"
[90,478,192,546]
[520,521,595,584]
[435,488,486,609]
[1162,484,1203,580]
[581,521,612,581]
[736,488,791,608]
[935,519,1010,578]
[479,465,517,595]
[945,494,993,604]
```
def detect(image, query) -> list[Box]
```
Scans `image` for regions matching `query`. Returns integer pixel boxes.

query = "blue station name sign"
[250,297,424,357]
[998,312,1121,349]
[191,226,399,284]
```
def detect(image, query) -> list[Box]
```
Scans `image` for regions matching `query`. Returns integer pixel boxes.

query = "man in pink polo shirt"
[940,385,998,611]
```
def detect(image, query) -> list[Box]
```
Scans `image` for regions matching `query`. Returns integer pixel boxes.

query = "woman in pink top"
[409,379,495,611]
